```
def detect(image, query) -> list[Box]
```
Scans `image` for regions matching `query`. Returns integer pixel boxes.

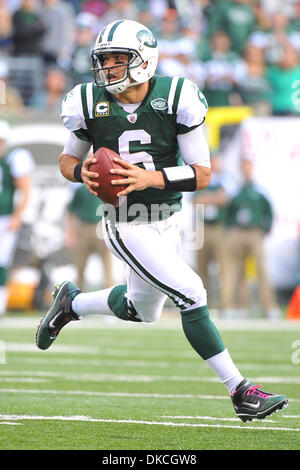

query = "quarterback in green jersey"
[36,19,288,422]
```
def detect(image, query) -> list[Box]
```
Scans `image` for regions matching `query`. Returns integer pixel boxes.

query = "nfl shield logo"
[127,113,137,123]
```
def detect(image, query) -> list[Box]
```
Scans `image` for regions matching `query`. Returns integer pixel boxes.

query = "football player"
[0,120,34,317]
[36,19,287,422]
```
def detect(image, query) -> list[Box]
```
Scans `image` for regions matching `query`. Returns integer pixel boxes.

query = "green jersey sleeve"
[61,84,91,143]
[176,79,208,134]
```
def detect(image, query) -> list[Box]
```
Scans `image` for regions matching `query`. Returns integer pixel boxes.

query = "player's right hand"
[81,156,99,196]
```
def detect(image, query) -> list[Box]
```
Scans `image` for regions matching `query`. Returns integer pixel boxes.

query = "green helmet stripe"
[107,20,124,41]
[98,25,108,42]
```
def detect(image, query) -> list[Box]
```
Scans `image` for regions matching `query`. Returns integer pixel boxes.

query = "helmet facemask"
[91,20,158,94]
[91,48,144,94]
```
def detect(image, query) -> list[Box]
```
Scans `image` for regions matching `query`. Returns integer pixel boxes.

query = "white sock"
[205,348,244,394]
[0,286,8,317]
[71,286,116,317]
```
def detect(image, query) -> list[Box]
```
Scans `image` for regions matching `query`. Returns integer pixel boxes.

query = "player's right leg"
[231,379,288,422]
[35,262,167,350]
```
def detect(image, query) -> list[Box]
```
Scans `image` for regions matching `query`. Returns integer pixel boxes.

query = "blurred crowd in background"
[0,0,300,320]
[0,0,300,115]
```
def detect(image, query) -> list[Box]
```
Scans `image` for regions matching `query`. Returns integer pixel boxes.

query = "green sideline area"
[0,314,300,450]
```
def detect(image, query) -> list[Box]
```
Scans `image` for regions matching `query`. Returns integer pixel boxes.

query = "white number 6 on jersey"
[118,130,155,171]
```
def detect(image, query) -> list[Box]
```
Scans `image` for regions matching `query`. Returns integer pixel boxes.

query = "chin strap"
[106,76,131,94]
[107,77,142,95]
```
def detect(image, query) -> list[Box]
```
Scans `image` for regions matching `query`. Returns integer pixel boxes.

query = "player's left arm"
[170,78,211,192]
[177,125,211,191]
[110,140,211,196]
[110,142,211,196]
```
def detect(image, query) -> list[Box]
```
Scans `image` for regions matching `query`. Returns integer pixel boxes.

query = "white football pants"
[102,212,207,322]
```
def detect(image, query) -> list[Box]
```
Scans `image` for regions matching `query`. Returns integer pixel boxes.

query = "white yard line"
[9,357,184,369]
[162,415,265,422]
[9,357,299,373]
[235,363,299,372]
[2,341,295,361]
[0,388,230,400]
[0,422,22,426]
[4,342,99,354]
[4,343,196,358]
[1,369,300,384]
[0,414,298,432]
[1,316,300,331]
[0,378,49,383]
[1,388,299,403]
[282,415,300,419]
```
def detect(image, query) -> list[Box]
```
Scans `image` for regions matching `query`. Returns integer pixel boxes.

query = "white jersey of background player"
[36,19,288,422]
[0,121,34,317]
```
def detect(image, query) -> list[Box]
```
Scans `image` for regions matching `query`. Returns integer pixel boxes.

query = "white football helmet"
[91,19,158,94]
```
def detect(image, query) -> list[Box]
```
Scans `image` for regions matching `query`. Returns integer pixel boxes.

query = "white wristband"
[161,165,197,191]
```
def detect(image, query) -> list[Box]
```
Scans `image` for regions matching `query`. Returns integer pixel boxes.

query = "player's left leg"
[100,214,288,420]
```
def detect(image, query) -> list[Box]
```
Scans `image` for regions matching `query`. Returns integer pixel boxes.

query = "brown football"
[89,147,128,207]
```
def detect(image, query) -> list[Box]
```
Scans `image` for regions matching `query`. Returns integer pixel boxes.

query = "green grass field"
[0,313,300,451]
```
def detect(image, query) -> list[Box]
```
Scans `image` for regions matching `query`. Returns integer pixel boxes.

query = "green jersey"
[61,75,208,221]
[266,65,300,115]
[225,183,273,233]
[194,172,236,225]
[0,155,14,216]
[0,149,34,216]
[68,184,103,223]
[210,1,257,55]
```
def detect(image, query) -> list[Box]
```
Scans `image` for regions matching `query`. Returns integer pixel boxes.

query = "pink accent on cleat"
[246,384,271,399]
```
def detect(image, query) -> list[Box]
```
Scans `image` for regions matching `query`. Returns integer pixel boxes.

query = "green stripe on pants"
[105,218,196,309]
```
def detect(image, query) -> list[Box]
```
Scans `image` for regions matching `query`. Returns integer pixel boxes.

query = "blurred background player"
[0,59,25,115]
[202,29,246,107]
[0,120,34,317]
[193,151,236,315]
[69,11,98,86]
[29,65,68,114]
[225,157,280,318]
